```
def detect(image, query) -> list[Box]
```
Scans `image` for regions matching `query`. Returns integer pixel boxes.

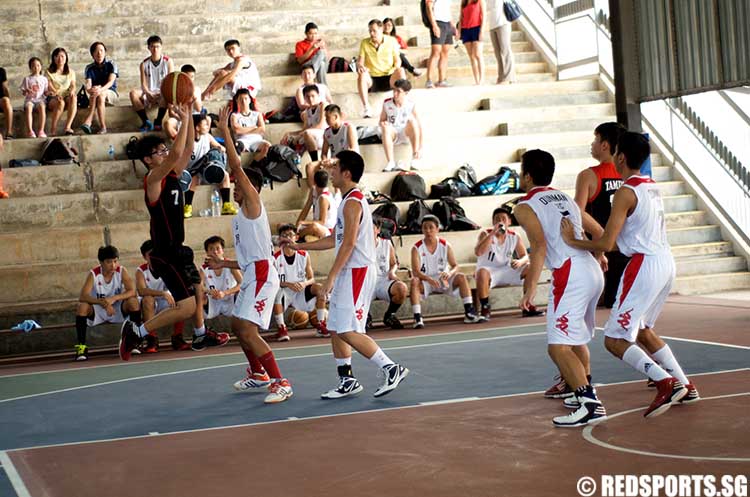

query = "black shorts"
[430,20,455,45]
[369,75,392,93]
[149,245,200,302]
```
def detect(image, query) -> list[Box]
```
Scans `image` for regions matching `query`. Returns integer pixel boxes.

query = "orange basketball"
[291,309,309,329]
[160,71,194,106]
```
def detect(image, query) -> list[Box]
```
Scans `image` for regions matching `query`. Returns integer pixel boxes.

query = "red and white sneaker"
[264,378,293,404]
[679,383,700,404]
[314,320,331,338]
[275,325,290,342]
[233,368,271,391]
[544,375,574,399]
[644,377,688,418]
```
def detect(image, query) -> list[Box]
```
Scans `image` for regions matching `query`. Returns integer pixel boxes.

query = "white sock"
[412,304,422,316]
[194,325,206,337]
[316,309,326,322]
[137,324,149,338]
[369,347,394,368]
[462,296,473,305]
[274,313,285,326]
[335,357,352,367]
[622,345,670,381]
[652,345,689,385]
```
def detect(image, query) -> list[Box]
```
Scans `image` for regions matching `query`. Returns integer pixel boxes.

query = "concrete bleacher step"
[673,271,750,295]
[482,91,610,110]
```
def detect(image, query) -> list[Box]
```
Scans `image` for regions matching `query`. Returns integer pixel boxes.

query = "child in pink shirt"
[20,57,49,137]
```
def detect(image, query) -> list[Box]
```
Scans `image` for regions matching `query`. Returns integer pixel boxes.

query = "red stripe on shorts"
[254,259,269,297]
[351,267,368,305]
[619,253,644,308]
[552,258,572,312]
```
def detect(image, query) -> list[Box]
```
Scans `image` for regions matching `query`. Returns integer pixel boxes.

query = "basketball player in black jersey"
[119,103,228,360]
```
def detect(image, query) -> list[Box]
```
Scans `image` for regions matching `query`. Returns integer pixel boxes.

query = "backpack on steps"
[390,172,427,201]
[401,199,431,234]
[40,138,79,166]
[257,145,302,189]
[431,196,480,231]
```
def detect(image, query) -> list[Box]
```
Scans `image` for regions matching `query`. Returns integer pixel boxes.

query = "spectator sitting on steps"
[296,64,333,112]
[357,19,406,118]
[202,39,261,101]
[379,79,423,172]
[80,42,119,135]
[295,22,328,85]
[45,47,78,136]
[129,35,173,132]
[383,17,422,77]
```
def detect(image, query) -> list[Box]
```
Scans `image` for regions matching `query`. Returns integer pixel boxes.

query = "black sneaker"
[192,329,230,351]
[118,320,141,361]
[383,314,404,330]
[373,364,409,397]
[522,306,545,317]
[321,376,364,399]
[171,334,191,351]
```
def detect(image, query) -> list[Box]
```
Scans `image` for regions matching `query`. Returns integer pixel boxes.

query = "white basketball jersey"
[273,250,308,284]
[324,123,358,157]
[414,238,450,277]
[374,237,392,279]
[477,230,518,269]
[202,265,238,293]
[517,187,591,270]
[143,56,170,93]
[617,176,671,256]
[90,266,123,299]
[233,204,274,271]
[304,105,323,128]
[189,134,211,169]
[313,189,338,230]
[383,97,415,130]
[335,188,376,268]
[137,263,167,292]
[236,110,260,129]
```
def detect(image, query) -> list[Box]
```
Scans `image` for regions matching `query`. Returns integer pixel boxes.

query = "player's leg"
[272,289,290,342]
[183,175,199,218]
[130,89,152,130]
[300,221,329,239]
[321,331,362,398]
[475,268,492,320]
[74,302,94,361]
[383,280,407,329]
[381,125,398,171]
[389,68,406,88]
[410,277,425,328]
[405,119,422,163]
[309,283,330,337]
[218,171,237,215]
[232,317,292,403]
[302,130,320,162]
[452,273,480,323]
[163,117,179,140]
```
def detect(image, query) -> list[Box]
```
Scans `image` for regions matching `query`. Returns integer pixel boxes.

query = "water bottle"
[211,189,221,217]
[107,144,115,161]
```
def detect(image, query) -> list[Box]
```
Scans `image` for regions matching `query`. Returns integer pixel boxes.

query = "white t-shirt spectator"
[487,0,510,29]
[432,0,453,22]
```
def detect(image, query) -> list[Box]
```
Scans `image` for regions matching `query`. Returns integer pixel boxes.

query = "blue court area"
[0,324,748,451]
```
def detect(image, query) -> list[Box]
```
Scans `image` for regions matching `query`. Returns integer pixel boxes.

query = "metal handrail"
[667,98,750,194]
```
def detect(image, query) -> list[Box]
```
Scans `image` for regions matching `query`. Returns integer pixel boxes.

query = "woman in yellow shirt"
[45,47,77,136]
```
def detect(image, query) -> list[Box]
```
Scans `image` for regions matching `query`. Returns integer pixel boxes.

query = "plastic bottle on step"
[211,189,221,217]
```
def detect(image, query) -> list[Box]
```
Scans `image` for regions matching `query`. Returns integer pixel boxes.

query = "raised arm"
[218,106,262,219]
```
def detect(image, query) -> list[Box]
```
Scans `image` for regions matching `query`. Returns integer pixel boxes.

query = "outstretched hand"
[217,106,231,132]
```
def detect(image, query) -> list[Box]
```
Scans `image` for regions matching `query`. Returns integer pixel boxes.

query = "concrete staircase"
[0,0,748,359]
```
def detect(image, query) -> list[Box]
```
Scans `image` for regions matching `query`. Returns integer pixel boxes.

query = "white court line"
[661,336,750,351]
[0,451,32,497]
[0,323,546,379]
[0,332,546,405]
[7,367,748,454]
[420,397,480,406]
[582,392,750,462]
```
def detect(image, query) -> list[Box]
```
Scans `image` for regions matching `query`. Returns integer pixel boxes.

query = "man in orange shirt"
[295,22,328,85]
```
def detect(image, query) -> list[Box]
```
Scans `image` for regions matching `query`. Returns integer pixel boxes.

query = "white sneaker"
[233,368,272,391]
[413,317,425,329]
[410,158,424,171]
[264,379,293,404]
[321,376,364,399]
[362,108,373,118]
[374,364,409,397]
[382,161,397,172]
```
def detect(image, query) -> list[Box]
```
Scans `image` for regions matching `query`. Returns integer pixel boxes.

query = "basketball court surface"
[0,295,748,497]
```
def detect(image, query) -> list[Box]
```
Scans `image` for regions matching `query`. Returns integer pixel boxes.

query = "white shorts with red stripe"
[233,259,280,330]
[546,255,604,346]
[88,302,125,327]
[603,252,675,342]
[421,274,460,298]
[328,266,376,334]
